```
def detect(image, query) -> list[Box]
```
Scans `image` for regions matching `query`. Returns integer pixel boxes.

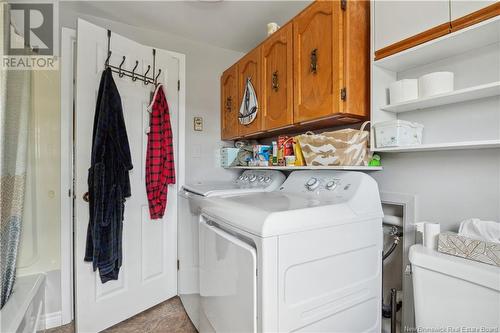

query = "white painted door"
[374,1,450,51]
[75,19,179,333]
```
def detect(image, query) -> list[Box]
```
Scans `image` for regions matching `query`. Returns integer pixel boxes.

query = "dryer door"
[199,220,257,333]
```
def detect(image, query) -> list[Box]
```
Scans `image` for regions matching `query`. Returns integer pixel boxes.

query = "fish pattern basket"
[296,121,372,166]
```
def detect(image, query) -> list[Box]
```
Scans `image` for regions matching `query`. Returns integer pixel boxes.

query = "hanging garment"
[146,84,176,219]
[84,68,133,283]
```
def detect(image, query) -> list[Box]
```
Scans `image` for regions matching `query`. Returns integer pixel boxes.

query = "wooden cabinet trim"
[450,2,500,31]
[374,2,500,61]
[374,22,451,61]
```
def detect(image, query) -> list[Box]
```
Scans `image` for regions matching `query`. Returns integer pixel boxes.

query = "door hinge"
[341,87,347,101]
[177,259,180,271]
[177,80,180,91]
[341,0,347,11]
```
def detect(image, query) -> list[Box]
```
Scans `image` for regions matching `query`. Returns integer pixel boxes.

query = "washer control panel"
[279,170,365,201]
[235,170,286,190]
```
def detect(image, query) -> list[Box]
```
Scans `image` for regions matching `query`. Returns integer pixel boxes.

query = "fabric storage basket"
[374,120,423,148]
[297,122,371,166]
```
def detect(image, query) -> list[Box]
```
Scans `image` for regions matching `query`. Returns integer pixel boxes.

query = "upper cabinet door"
[221,64,238,140]
[451,0,498,20]
[293,1,341,123]
[237,47,262,137]
[261,23,293,131]
[374,1,450,51]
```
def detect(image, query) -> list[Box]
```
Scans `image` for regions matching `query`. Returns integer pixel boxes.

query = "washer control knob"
[258,176,265,182]
[238,175,244,181]
[249,175,257,182]
[326,180,337,190]
[243,175,249,181]
[306,177,320,191]
[264,176,271,183]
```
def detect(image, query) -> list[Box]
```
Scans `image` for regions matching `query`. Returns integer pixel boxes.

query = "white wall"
[373,149,500,231]
[18,70,61,276]
[60,8,243,183]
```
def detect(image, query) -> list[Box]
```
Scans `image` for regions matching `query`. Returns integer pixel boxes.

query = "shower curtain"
[0,3,32,309]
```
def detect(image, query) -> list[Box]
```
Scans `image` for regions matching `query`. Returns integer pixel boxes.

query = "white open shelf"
[227,165,382,171]
[372,140,500,153]
[374,16,500,72]
[380,81,500,113]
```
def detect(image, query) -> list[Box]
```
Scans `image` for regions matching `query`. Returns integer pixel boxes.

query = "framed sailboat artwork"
[239,77,258,125]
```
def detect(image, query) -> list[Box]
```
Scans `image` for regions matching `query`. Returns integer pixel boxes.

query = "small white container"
[418,71,454,98]
[374,120,424,148]
[389,79,418,104]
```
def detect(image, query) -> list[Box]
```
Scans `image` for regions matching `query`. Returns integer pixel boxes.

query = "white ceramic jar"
[389,79,418,104]
[418,72,454,98]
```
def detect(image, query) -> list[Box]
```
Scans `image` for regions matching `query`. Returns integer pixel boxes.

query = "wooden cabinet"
[294,0,369,124]
[220,0,371,139]
[293,1,341,123]
[237,47,262,137]
[261,23,293,130]
[220,64,238,140]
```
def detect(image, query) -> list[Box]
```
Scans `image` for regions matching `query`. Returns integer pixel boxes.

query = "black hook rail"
[105,29,160,86]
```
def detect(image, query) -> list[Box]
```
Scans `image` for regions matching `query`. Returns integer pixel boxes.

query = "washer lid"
[202,191,382,237]
[409,245,500,291]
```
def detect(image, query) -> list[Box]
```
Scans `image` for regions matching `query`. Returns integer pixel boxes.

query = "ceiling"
[61,1,311,52]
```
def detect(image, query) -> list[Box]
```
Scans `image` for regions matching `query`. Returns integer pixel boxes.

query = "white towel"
[458,218,500,243]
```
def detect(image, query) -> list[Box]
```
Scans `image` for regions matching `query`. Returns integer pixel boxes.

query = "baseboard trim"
[43,311,62,330]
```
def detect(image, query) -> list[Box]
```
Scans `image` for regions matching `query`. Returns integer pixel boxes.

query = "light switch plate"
[194,117,203,131]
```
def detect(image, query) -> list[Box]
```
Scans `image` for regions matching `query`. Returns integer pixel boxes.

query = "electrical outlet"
[194,117,203,131]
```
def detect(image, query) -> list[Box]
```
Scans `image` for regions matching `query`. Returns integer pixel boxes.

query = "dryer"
[199,170,383,333]
[178,169,286,329]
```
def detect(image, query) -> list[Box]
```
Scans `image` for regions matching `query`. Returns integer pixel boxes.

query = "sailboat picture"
[239,77,258,125]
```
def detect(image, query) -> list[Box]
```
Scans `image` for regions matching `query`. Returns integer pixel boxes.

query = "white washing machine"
[178,170,286,329]
[198,170,384,333]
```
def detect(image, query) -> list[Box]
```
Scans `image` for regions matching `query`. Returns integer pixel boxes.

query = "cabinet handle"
[225,96,232,112]
[272,71,279,92]
[310,48,318,74]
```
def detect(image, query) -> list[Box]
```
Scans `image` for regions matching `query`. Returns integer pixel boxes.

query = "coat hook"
[118,56,126,77]
[105,50,112,67]
[154,69,162,85]
[143,65,151,85]
[131,60,139,81]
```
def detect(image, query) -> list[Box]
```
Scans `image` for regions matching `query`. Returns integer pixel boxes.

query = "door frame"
[60,27,76,326]
[60,27,186,326]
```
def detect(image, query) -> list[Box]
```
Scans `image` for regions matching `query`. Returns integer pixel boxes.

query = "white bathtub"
[0,274,46,333]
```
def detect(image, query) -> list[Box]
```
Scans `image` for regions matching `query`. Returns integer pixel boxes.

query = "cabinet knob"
[82,192,89,202]
[310,48,318,74]
[272,71,279,92]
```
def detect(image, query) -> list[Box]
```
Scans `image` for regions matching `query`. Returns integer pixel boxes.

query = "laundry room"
[0,1,499,333]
